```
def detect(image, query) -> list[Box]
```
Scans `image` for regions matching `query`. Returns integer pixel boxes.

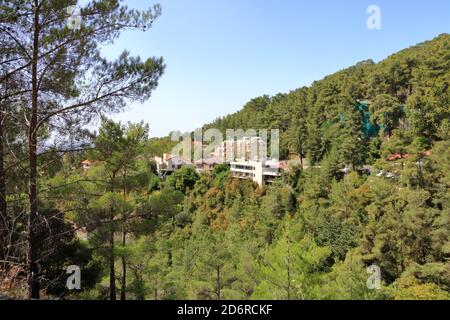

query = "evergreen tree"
[0,0,164,298]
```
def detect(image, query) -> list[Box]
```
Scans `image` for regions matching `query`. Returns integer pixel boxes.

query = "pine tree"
[0,0,164,299]
[253,220,331,300]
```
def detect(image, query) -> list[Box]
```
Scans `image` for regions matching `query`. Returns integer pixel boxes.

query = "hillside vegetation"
[1,34,449,300]
[206,34,449,164]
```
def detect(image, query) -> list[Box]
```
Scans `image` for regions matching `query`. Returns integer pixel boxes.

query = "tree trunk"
[109,172,116,300]
[120,230,126,300]
[109,219,116,300]
[216,267,221,300]
[287,242,291,301]
[0,104,7,263]
[299,149,304,168]
[27,2,40,300]
[120,168,127,300]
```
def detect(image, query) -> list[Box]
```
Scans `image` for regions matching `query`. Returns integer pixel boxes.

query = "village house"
[81,160,101,176]
[153,153,191,176]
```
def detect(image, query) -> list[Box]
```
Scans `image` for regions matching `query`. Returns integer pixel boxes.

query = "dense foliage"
[205,34,449,165]
[1,31,448,300]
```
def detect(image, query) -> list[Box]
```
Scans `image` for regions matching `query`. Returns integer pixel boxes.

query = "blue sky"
[98,0,449,137]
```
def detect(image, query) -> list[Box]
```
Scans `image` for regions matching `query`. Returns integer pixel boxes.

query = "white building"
[212,136,267,163]
[209,136,276,186]
[230,160,280,186]
[153,153,191,176]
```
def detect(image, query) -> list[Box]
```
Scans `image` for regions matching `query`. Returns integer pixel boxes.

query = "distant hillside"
[203,33,449,164]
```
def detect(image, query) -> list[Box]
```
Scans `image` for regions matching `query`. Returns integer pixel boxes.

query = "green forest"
[0,0,449,300]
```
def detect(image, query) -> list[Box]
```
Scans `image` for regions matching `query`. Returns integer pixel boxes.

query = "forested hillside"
[139,33,450,299]
[1,31,448,300]
[206,33,449,164]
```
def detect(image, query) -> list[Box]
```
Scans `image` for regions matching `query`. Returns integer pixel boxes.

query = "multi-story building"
[212,136,267,163]
[153,136,279,185]
[230,160,280,186]
[209,136,276,186]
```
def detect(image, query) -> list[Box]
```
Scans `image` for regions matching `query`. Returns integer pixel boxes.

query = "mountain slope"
[203,33,449,164]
